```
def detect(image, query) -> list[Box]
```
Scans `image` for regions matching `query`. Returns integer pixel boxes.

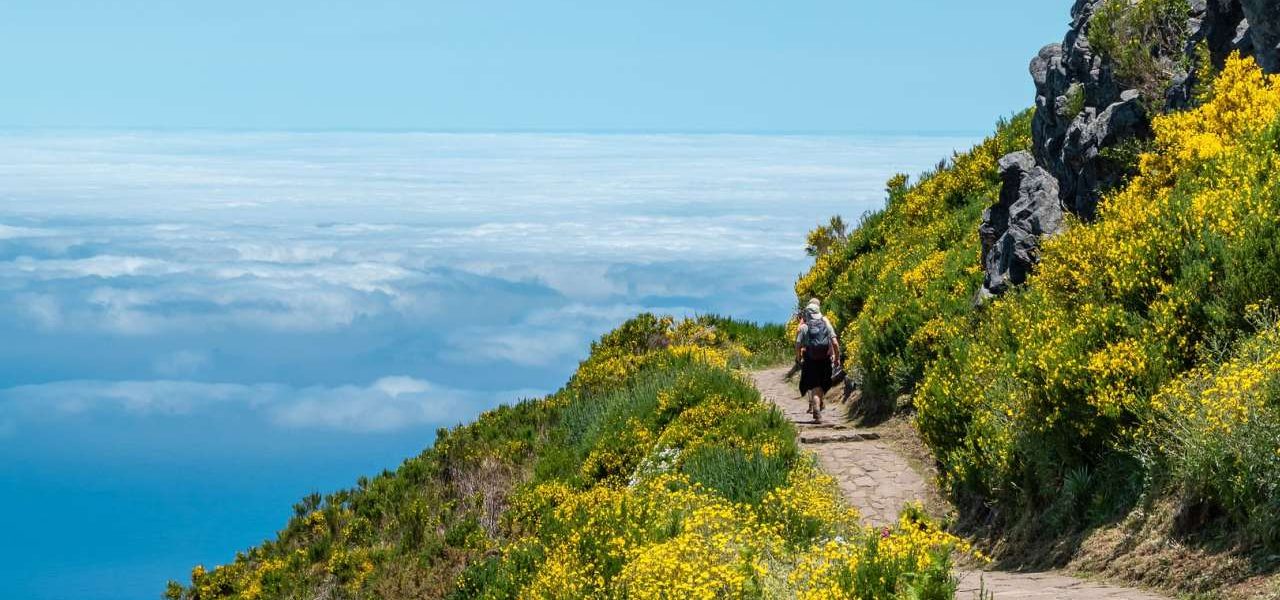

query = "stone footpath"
[750,366,1169,600]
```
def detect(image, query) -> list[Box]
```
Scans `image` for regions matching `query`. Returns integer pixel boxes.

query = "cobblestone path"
[750,366,1169,600]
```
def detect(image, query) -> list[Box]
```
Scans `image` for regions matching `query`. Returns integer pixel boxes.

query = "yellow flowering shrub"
[666,344,734,368]
[579,418,656,485]
[1141,313,1280,546]
[572,315,758,395]
[453,315,970,598]
[571,352,647,396]
[326,549,375,594]
[496,456,967,599]
[790,509,971,600]
[1151,323,1280,437]
[759,460,859,547]
[614,483,784,599]
[794,111,1033,407]
[916,55,1280,527]
[504,473,782,599]
[657,401,738,451]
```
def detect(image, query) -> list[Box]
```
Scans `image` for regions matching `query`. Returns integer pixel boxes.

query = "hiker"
[795,298,839,423]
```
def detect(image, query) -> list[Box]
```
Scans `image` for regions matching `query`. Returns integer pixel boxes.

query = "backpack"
[803,314,832,357]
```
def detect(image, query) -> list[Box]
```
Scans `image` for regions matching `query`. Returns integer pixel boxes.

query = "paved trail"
[750,366,1168,600]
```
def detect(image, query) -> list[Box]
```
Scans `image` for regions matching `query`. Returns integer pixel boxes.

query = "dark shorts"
[799,354,832,395]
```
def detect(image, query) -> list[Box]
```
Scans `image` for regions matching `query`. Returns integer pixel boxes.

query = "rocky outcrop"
[979,0,1280,298]
[1242,0,1280,72]
[1169,0,1251,109]
[1028,5,1143,222]
[979,152,1062,298]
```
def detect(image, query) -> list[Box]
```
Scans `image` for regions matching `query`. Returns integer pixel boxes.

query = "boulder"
[980,152,1063,297]
[1242,0,1280,72]
[980,0,1280,297]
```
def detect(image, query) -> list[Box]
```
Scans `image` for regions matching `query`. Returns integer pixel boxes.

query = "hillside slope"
[168,2,1280,597]
[167,316,972,599]
[797,43,1280,600]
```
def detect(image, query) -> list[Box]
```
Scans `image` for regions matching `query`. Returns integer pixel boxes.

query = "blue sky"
[3,1,1065,133]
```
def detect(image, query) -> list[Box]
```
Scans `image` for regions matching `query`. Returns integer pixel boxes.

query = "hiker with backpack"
[795,298,839,423]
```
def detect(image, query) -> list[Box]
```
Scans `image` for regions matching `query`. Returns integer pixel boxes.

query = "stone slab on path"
[955,570,1169,599]
[799,431,881,444]
[750,366,1170,600]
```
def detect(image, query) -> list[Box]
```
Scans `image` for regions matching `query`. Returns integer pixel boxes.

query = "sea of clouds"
[0,131,971,434]
[0,131,973,599]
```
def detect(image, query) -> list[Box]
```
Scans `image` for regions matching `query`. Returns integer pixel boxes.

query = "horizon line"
[0,125,988,138]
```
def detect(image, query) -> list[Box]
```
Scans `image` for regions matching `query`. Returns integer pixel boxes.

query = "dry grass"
[450,456,521,537]
[1067,496,1280,598]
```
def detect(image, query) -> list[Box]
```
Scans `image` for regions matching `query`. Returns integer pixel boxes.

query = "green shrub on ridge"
[798,55,1280,544]
[168,313,966,599]
[795,110,1033,412]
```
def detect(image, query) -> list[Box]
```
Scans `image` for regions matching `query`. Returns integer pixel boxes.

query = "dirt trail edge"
[750,366,1169,600]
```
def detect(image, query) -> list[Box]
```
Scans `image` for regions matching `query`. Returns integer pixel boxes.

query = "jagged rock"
[1191,0,1250,56]
[1170,0,1249,108]
[1242,0,1280,72]
[980,152,1063,297]
[1235,19,1254,51]
[981,0,1279,297]
[1028,0,1149,222]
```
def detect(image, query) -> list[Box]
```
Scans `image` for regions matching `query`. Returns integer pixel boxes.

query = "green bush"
[795,111,1033,411]
[1146,312,1280,548]
[1064,82,1086,118]
[1087,0,1190,103]
[682,446,792,504]
[698,314,792,366]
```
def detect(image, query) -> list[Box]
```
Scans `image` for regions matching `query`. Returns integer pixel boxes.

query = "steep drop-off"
[167,316,971,599]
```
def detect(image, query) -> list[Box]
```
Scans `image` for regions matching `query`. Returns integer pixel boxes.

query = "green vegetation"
[1063,82,1087,118]
[804,216,850,257]
[798,56,1280,552]
[1096,134,1153,193]
[167,314,967,599]
[795,110,1033,414]
[1146,307,1280,548]
[1087,0,1191,103]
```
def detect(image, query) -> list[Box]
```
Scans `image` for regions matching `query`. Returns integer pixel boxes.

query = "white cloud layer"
[0,132,971,433]
[0,377,540,433]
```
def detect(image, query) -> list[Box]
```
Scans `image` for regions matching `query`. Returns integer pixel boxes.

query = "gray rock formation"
[1169,0,1250,109]
[979,0,1280,298]
[1028,1,1149,223]
[1242,0,1280,72]
[979,152,1062,297]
